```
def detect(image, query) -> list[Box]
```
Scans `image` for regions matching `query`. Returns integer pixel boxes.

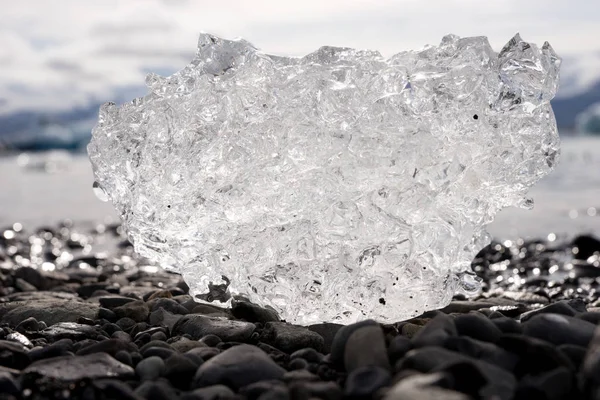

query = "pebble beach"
[0,219,599,399]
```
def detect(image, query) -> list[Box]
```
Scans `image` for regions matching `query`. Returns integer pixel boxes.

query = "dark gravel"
[1,221,600,399]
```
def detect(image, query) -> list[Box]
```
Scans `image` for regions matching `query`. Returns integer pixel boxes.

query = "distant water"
[0,135,599,240]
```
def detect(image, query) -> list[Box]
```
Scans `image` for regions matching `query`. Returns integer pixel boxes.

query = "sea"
[0,134,598,241]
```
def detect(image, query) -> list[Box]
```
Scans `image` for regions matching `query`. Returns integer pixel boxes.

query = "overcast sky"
[1,0,599,115]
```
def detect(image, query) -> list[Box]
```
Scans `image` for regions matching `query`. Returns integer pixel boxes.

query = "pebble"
[0,340,29,369]
[174,314,256,342]
[98,307,117,321]
[388,335,412,364]
[41,322,100,341]
[520,299,583,322]
[136,355,165,380]
[307,323,343,354]
[239,380,287,398]
[181,384,236,400]
[116,317,137,331]
[98,295,137,309]
[148,308,183,331]
[411,314,457,348]
[444,336,518,371]
[6,332,33,348]
[24,352,134,381]
[289,381,342,400]
[571,234,600,260]
[113,300,150,322]
[330,320,390,372]
[344,365,391,398]
[289,348,323,363]
[91,379,140,400]
[523,313,596,347]
[14,316,42,333]
[164,353,199,389]
[434,359,517,400]
[76,338,137,356]
[383,372,469,400]
[114,349,133,366]
[148,297,190,315]
[135,380,179,400]
[497,334,575,377]
[193,344,286,390]
[171,338,207,353]
[231,299,281,323]
[453,312,502,343]
[262,322,324,353]
[1,299,99,326]
[492,317,523,334]
[27,338,73,362]
[583,326,600,389]
[0,372,20,396]
[142,346,176,359]
[517,366,574,400]
[14,267,44,289]
[558,344,587,369]
[200,334,223,347]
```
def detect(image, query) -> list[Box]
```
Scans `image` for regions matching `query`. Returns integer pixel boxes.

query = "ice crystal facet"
[88,33,561,324]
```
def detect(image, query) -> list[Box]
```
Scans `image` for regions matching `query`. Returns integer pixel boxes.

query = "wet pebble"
[193,344,286,390]
[523,313,596,347]
[113,300,150,322]
[330,320,390,372]
[24,352,134,381]
[262,322,324,353]
[344,365,391,398]
[173,314,256,342]
[136,355,165,381]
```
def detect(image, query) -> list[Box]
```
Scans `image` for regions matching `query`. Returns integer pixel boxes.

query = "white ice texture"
[88,33,561,324]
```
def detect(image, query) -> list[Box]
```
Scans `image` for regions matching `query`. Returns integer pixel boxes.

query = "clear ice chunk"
[88,33,561,324]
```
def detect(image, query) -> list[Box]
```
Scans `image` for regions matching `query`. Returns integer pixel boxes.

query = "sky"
[1,0,599,116]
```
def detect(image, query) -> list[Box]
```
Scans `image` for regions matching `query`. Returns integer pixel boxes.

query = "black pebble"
[571,234,600,260]
[290,348,323,364]
[412,314,457,348]
[136,355,165,381]
[444,336,518,371]
[15,316,42,333]
[143,346,176,360]
[330,320,390,372]
[558,344,587,370]
[114,349,133,366]
[388,335,412,364]
[520,300,582,322]
[134,380,178,400]
[0,372,20,395]
[516,366,574,400]
[116,317,137,331]
[454,313,502,343]
[180,384,236,400]
[231,300,280,323]
[164,353,199,389]
[523,314,596,347]
[98,307,117,321]
[497,334,575,378]
[492,317,523,334]
[288,358,309,370]
[76,338,137,356]
[200,334,222,347]
[344,365,391,398]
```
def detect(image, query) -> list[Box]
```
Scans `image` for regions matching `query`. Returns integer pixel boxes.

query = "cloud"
[0,0,598,115]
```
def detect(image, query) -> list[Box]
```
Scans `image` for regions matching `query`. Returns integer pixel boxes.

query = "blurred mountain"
[1,54,599,152]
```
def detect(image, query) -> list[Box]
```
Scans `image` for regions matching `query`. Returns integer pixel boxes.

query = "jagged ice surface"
[88,33,561,324]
